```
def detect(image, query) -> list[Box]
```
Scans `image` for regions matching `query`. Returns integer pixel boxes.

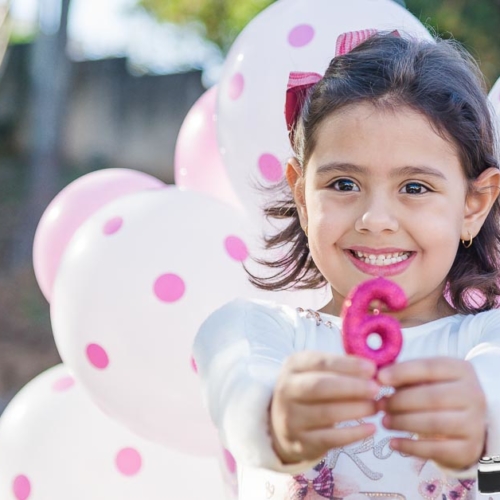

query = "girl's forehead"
[308,102,462,175]
[316,102,437,138]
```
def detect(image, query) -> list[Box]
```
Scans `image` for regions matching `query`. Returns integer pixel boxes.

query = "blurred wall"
[0,44,206,182]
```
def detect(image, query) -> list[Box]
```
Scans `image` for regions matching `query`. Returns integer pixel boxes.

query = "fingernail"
[361,359,375,373]
[369,381,381,395]
[377,370,391,385]
[389,439,398,451]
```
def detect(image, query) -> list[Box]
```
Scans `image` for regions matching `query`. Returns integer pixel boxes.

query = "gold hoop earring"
[461,231,473,248]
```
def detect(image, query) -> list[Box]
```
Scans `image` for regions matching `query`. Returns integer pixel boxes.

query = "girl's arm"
[193,298,379,473]
[465,315,500,461]
[192,298,320,473]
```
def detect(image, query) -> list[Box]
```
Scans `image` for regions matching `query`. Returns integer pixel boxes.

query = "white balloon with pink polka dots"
[50,187,261,455]
[216,0,433,218]
[0,364,231,500]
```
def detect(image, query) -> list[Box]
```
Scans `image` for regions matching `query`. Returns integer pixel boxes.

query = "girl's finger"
[383,410,470,438]
[380,381,467,413]
[389,437,481,471]
[296,424,377,461]
[294,400,378,430]
[287,372,380,402]
[377,358,467,388]
[286,351,377,378]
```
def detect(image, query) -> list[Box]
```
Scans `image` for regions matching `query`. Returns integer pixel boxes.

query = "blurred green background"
[0,0,499,410]
[138,0,500,83]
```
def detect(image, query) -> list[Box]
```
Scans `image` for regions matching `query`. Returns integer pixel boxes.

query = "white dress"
[193,298,500,500]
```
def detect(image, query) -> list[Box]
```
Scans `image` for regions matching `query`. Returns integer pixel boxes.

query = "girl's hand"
[376,357,487,471]
[269,351,380,464]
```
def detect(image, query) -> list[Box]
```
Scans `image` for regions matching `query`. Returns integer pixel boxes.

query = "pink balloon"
[33,168,165,302]
[174,86,243,210]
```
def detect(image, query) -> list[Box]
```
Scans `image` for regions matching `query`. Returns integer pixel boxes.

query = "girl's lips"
[345,249,416,277]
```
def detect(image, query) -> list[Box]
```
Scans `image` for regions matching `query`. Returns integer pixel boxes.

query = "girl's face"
[288,103,497,326]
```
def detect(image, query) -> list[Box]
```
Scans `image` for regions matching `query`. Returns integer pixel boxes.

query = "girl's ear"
[286,157,308,226]
[463,167,500,238]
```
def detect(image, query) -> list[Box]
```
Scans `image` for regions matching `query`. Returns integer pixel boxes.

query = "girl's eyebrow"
[315,162,364,176]
[315,162,447,180]
[393,165,447,180]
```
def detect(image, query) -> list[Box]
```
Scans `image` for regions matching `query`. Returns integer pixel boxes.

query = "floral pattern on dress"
[286,460,374,500]
[416,460,475,500]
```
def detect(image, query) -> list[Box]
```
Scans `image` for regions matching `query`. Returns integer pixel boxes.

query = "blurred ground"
[0,268,60,399]
[0,154,60,403]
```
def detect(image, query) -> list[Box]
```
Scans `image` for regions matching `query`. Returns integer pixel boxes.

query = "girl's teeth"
[352,251,410,266]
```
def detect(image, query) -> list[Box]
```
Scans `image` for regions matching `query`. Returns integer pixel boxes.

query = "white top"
[193,298,500,499]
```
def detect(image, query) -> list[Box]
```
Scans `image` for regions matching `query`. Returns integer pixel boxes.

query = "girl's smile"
[344,247,416,277]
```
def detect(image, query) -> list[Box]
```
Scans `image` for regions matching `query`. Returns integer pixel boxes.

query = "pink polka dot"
[258,154,283,182]
[103,217,123,235]
[116,448,142,476]
[13,475,31,500]
[288,24,315,47]
[191,356,198,373]
[86,343,110,369]
[154,273,185,303]
[223,449,237,475]
[52,376,75,392]
[224,236,249,262]
[228,73,244,100]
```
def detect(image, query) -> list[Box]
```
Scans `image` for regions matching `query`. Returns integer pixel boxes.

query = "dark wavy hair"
[248,32,500,314]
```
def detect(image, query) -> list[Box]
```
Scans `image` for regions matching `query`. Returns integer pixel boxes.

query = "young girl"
[193,30,500,499]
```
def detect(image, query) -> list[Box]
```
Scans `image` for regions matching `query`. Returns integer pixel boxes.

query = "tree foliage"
[138,0,500,84]
[404,0,500,86]
[138,0,275,52]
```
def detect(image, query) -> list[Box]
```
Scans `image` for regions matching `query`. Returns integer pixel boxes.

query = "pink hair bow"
[284,71,323,143]
[285,29,398,144]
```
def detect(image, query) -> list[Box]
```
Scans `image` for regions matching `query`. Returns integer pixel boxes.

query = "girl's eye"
[401,182,429,194]
[331,179,360,192]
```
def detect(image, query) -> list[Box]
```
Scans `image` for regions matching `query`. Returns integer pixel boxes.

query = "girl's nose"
[354,196,399,234]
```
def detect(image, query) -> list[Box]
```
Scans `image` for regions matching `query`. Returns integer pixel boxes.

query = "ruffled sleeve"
[465,310,500,460]
[438,309,500,479]
[192,298,320,473]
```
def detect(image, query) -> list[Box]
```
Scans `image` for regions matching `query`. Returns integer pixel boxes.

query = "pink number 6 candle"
[341,277,407,368]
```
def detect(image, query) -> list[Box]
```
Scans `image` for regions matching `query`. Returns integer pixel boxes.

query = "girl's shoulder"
[457,307,500,329]
[193,298,314,367]
[456,307,500,339]
[406,307,500,336]
[437,307,500,357]
[201,297,302,331]
[195,298,306,348]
